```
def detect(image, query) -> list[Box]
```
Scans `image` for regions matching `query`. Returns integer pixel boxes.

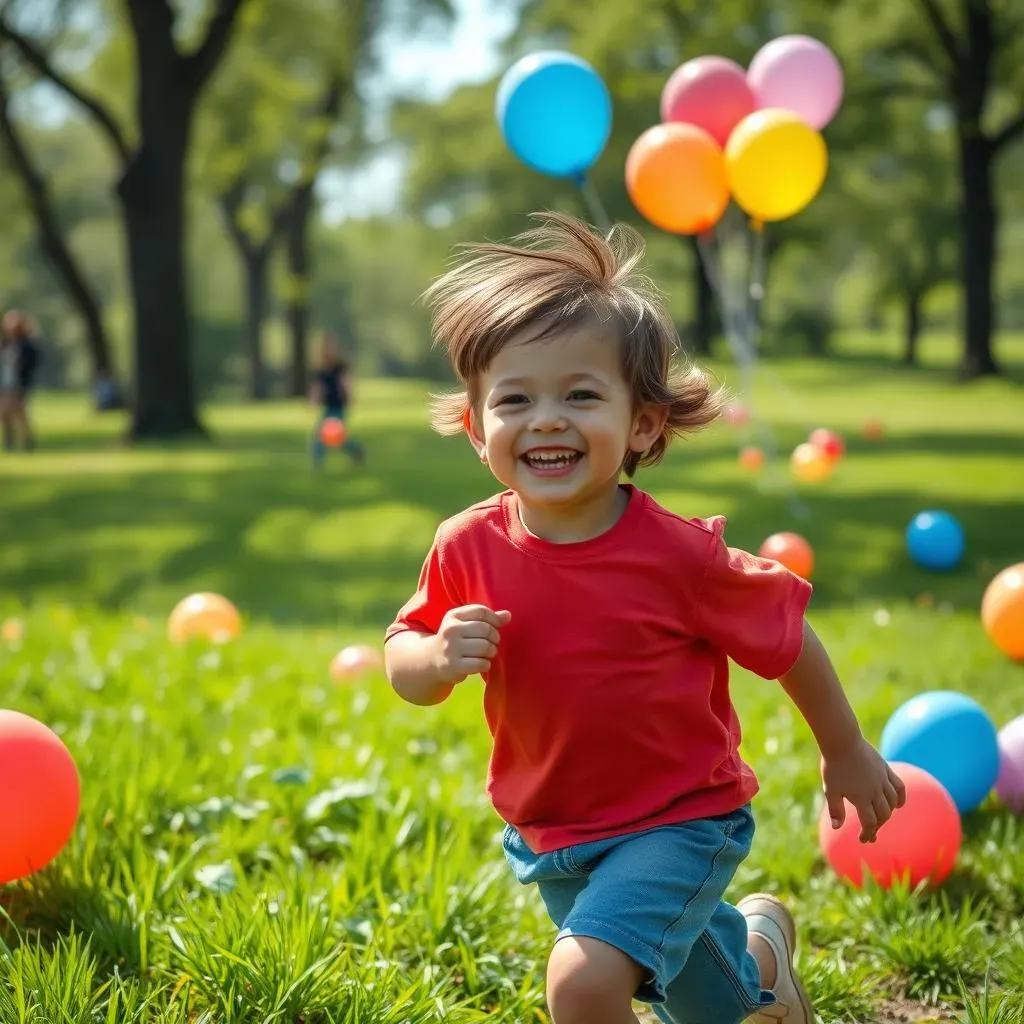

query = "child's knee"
[546,936,644,1023]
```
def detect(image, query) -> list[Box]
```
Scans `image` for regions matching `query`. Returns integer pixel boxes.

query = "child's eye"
[496,394,528,406]
[568,390,600,401]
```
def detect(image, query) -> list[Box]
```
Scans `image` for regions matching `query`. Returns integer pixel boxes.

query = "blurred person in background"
[308,331,366,469]
[0,310,42,452]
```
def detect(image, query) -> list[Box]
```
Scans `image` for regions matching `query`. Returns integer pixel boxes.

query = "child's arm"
[384,631,454,706]
[386,604,511,707]
[780,619,907,842]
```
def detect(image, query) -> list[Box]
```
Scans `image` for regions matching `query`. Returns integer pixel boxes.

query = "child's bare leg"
[547,936,644,1024]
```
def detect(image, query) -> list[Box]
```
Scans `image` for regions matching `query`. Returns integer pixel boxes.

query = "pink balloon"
[995,715,1024,814]
[660,56,756,148]
[747,35,843,130]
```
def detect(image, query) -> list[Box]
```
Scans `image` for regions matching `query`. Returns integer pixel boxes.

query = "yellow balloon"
[725,109,827,222]
[790,442,833,483]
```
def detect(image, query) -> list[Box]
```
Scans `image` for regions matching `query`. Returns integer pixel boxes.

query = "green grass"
[2,335,1024,1023]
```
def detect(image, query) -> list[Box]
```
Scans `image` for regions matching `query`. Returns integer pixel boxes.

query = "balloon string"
[576,175,613,236]
[697,223,808,518]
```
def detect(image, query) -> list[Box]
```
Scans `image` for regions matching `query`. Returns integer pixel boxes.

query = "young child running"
[384,213,905,1024]
[308,332,366,469]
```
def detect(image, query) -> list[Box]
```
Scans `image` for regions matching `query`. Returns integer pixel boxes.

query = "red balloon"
[0,710,81,884]
[819,762,961,889]
[660,56,756,148]
[809,427,845,463]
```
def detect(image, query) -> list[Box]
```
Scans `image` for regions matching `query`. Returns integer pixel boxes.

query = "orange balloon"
[790,442,833,482]
[625,124,729,234]
[759,531,814,580]
[862,419,884,441]
[739,446,765,472]
[981,563,1024,660]
[167,592,242,645]
[0,710,81,884]
[819,762,961,889]
[320,417,347,448]
[330,644,383,681]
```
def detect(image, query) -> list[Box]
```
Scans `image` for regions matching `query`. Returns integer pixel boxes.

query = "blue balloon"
[496,51,612,179]
[906,509,964,571]
[880,691,999,813]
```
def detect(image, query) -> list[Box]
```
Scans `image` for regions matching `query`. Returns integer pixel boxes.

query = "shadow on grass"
[2,421,1021,626]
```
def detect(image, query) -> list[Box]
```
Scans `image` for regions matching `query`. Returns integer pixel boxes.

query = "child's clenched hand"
[821,738,907,843]
[434,605,511,684]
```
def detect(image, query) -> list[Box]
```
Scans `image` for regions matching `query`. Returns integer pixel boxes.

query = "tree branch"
[991,108,1024,152]
[187,0,248,92]
[0,17,131,162]
[913,0,962,65]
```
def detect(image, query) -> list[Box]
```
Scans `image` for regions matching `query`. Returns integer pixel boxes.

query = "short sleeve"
[384,529,457,642]
[692,516,812,679]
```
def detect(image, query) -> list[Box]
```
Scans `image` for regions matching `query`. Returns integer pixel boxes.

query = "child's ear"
[629,403,669,454]
[463,407,487,460]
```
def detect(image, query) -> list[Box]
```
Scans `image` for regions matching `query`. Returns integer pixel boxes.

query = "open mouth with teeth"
[520,448,584,476]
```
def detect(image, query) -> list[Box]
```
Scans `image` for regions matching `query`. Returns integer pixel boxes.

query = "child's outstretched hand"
[821,738,907,843]
[435,604,511,685]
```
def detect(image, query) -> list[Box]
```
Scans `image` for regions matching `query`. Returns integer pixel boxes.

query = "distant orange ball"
[819,762,960,889]
[981,563,1024,660]
[167,592,242,645]
[739,446,765,471]
[808,427,845,463]
[0,710,81,884]
[759,531,814,580]
[791,442,833,482]
[330,644,383,681]
[862,418,885,441]
[320,417,347,448]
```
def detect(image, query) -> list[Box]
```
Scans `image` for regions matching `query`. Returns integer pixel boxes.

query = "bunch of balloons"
[626,36,842,236]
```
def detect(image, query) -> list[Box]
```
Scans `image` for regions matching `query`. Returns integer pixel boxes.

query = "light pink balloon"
[330,644,382,682]
[660,56,756,148]
[747,35,843,130]
[995,715,1024,814]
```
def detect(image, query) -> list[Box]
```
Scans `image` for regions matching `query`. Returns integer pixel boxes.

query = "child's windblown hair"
[423,211,726,475]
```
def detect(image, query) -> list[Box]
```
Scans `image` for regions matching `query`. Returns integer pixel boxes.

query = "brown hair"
[422,211,726,476]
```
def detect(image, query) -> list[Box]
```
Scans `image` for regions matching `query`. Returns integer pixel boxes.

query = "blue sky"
[319,0,516,222]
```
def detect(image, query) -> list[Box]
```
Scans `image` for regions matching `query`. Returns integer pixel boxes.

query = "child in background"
[308,332,365,469]
[0,310,42,452]
[384,213,904,1024]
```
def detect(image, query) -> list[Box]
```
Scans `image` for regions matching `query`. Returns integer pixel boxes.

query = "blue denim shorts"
[502,805,775,1024]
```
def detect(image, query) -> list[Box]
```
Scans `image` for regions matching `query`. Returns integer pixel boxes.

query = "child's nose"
[528,397,567,431]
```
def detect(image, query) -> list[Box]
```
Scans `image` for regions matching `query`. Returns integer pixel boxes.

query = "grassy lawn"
[1,335,1023,1022]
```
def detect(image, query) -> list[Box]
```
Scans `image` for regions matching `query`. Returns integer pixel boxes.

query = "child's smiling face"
[468,320,666,539]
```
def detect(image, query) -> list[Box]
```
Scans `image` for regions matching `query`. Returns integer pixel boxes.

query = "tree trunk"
[687,235,714,355]
[902,289,923,366]
[117,104,205,437]
[955,132,1000,378]
[286,186,314,397]
[0,76,122,396]
[243,248,270,400]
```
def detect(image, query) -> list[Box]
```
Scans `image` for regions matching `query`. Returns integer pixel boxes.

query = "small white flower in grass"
[194,861,237,894]
[874,608,891,627]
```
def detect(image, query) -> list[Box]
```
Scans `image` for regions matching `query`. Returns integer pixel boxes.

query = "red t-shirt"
[385,484,812,854]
